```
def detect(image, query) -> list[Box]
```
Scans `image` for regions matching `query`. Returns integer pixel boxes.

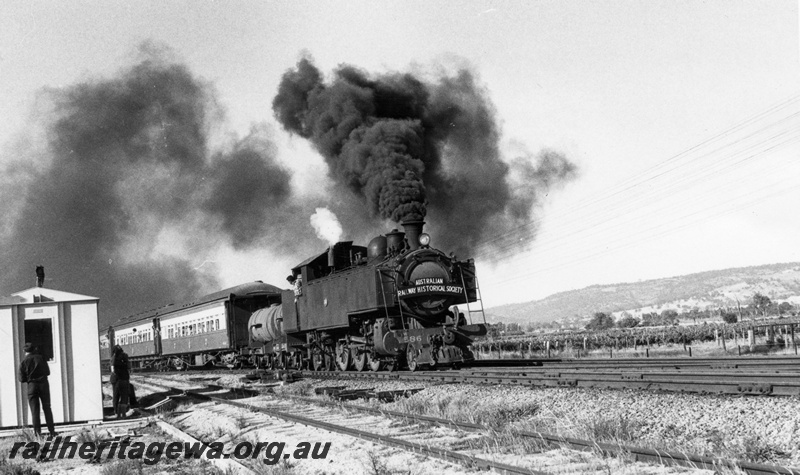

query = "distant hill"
[484,262,800,325]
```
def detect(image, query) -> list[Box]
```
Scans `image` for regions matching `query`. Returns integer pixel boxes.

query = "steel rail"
[479,356,800,370]
[135,377,546,475]
[299,367,800,396]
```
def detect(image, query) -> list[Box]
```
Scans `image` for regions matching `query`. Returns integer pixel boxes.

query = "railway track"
[135,374,800,475]
[282,355,800,396]
[132,355,800,395]
[302,368,800,396]
[134,376,545,474]
[535,356,800,371]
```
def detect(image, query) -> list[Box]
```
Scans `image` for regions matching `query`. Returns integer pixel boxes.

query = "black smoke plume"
[273,57,577,258]
[0,51,313,326]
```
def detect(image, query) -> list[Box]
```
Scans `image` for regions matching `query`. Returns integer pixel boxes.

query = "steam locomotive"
[102,220,487,371]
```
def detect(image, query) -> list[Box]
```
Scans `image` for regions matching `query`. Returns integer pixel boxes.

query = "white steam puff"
[310,207,343,245]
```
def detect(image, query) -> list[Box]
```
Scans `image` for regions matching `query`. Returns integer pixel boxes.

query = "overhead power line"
[474,92,800,265]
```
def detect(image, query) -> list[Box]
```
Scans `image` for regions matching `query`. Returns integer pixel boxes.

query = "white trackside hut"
[0,286,103,429]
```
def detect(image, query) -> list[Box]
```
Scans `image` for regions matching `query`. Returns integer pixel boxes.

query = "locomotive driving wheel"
[335,341,351,371]
[352,348,367,372]
[312,349,325,372]
[384,357,398,372]
[366,352,382,372]
[406,345,420,372]
[324,346,335,371]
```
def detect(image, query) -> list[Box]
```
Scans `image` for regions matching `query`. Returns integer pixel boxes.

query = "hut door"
[22,305,64,424]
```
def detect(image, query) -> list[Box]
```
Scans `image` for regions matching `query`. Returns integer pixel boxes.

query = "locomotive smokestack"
[402,220,425,251]
[35,266,45,288]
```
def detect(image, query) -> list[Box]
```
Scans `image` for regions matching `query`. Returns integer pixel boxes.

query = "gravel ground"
[151,372,800,470]
[161,377,715,474]
[381,384,800,467]
[263,375,800,468]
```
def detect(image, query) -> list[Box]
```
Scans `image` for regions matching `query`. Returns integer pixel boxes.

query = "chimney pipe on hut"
[35,266,45,288]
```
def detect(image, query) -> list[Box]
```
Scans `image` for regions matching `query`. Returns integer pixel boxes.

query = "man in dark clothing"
[110,345,131,418]
[17,342,56,437]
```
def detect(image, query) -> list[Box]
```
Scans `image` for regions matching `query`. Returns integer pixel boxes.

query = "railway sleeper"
[737,383,773,395]
[620,372,644,380]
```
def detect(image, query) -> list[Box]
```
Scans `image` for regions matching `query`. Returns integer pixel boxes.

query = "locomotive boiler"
[250,220,487,371]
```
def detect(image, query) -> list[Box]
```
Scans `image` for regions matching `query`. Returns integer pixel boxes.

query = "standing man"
[17,342,56,438]
[110,345,131,418]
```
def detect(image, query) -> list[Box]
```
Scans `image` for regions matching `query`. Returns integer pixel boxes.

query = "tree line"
[480,293,799,351]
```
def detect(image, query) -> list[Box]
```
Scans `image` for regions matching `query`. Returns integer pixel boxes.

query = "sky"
[0,1,798,324]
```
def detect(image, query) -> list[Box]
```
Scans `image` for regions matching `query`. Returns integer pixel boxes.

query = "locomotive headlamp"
[419,233,431,246]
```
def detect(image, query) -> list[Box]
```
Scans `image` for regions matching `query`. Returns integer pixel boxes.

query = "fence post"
[546,340,551,358]
[722,326,727,351]
[792,324,797,355]
[646,348,649,358]
[688,346,692,357]
[748,328,755,352]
